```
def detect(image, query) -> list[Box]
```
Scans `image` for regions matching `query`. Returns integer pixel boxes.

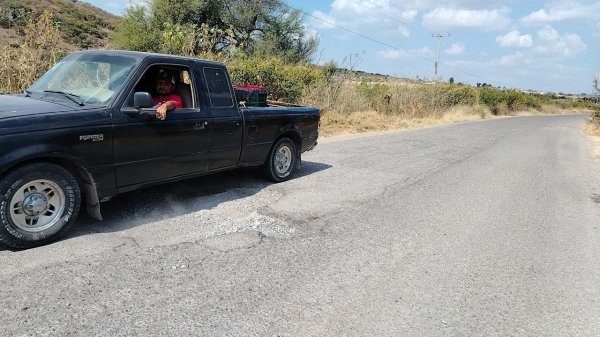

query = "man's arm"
[155,96,183,120]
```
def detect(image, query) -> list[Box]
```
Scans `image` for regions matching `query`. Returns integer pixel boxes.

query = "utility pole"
[432,33,449,82]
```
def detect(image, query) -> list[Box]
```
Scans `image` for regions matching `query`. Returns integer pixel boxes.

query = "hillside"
[0,0,120,50]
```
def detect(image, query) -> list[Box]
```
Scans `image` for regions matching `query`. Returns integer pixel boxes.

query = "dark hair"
[157,68,176,85]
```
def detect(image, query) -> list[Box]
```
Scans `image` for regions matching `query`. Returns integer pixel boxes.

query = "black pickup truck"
[0,50,320,248]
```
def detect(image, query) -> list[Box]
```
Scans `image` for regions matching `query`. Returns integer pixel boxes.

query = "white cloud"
[377,47,432,60]
[492,52,528,66]
[401,10,418,21]
[537,25,559,41]
[445,43,465,55]
[311,10,340,30]
[397,26,410,38]
[125,0,148,10]
[521,3,600,25]
[310,0,418,37]
[444,0,510,9]
[377,50,406,60]
[330,0,419,21]
[422,6,511,30]
[535,26,586,57]
[496,30,533,48]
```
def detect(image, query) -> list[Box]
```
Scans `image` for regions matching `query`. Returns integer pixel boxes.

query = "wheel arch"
[274,129,302,156]
[0,146,102,220]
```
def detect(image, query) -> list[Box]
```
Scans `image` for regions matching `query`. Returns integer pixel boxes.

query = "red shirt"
[153,94,183,109]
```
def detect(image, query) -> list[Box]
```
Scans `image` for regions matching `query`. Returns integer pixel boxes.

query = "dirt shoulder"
[319,105,590,138]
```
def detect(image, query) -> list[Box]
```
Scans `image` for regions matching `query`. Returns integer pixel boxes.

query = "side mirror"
[134,92,153,109]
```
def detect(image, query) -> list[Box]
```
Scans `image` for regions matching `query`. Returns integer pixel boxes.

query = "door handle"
[193,121,208,131]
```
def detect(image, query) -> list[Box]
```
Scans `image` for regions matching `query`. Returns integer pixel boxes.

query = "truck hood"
[0,95,75,119]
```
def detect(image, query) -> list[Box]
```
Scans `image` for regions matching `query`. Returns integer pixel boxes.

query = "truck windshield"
[28,53,137,106]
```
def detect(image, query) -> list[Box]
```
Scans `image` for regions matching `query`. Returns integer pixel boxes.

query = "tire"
[0,163,81,249]
[263,138,297,182]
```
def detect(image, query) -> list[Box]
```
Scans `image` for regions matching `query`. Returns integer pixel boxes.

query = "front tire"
[0,163,81,249]
[263,138,297,182]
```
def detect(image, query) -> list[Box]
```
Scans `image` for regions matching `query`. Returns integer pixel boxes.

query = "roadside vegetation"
[0,0,597,137]
[0,0,117,93]
[583,77,600,157]
[591,77,600,126]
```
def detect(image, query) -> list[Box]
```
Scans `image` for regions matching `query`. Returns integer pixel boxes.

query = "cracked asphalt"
[1,114,600,336]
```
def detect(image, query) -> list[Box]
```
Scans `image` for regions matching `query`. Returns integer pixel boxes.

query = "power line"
[283,2,486,82]
[348,0,475,80]
[350,0,437,36]
[378,0,497,66]
[305,1,574,91]
[285,5,410,60]
[353,0,492,66]
[384,0,441,34]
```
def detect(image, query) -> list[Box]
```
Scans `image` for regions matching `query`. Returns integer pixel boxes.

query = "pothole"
[118,188,293,248]
[203,230,264,252]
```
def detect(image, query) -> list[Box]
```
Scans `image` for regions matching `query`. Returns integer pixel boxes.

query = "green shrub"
[227,57,323,103]
[592,107,600,123]
[440,84,478,106]
[479,87,505,114]
[478,87,544,115]
[358,80,391,113]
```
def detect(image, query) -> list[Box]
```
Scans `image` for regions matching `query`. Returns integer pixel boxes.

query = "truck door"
[112,63,211,189]
[202,67,243,171]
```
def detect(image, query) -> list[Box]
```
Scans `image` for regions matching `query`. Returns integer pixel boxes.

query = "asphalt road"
[1,114,599,336]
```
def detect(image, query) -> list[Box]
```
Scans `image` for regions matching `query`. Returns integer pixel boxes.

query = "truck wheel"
[0,163,81,249]
[263,138,297,182]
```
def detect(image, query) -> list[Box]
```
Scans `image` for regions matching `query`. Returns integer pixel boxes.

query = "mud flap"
[82,182,102,221]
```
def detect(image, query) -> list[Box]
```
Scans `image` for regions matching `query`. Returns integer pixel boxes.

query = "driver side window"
[124,65,195,109]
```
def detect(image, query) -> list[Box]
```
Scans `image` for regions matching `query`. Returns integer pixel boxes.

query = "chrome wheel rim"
[274,145,293,176]
[10,179,66,232]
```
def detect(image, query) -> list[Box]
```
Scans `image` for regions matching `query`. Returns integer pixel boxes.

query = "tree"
[594,76,599,96]
[113,0,229,55]
[448,77,454,84]
[112,0,318,62]
[251,9,318,63]
[222,0,280,51]
[112,4,158,52]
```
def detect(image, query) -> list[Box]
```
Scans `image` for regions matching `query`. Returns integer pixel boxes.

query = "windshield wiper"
[23,89,31,97]
[43,90,84,106]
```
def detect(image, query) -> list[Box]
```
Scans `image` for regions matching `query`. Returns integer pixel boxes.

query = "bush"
[478,87,544,115]
[227,57,323,103]
[358,80,391,113]
[592,107,600,123]
[440,84,478,106]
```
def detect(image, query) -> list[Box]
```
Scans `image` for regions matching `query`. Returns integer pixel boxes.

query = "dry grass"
[0,11,65,93]
[583,121,600,158]
[307,77,480,137]
[439,104,491,122]
[514,104,583,116]
[308,74,589,138]
[319,105,491,137]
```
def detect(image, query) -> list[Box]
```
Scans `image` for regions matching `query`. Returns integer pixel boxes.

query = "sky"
[82,0,599,95]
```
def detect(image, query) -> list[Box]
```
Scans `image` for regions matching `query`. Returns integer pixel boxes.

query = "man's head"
[156,69,176,96]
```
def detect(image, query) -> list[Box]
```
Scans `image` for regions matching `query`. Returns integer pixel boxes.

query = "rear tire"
[263,138,297,182]
[0,163,81,249]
